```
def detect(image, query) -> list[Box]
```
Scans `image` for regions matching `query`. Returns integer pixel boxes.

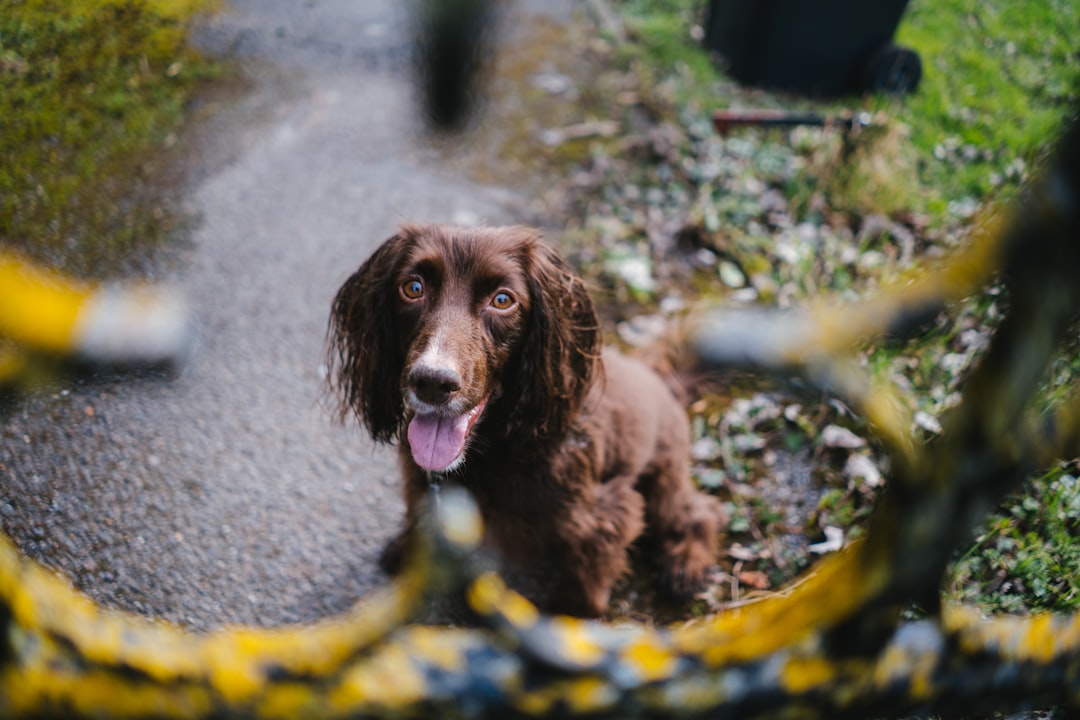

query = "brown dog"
[326,223,723,617]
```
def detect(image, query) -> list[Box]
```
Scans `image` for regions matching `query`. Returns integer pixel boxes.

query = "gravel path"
[0,0,550,631]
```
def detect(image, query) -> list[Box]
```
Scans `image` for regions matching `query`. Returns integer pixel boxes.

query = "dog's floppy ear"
[507,237,601,448]
[325,233,409,442]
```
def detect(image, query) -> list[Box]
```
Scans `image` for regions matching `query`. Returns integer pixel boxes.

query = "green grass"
[895,0,1080,214]
[0,0,218,277]
[615,0,1080,222]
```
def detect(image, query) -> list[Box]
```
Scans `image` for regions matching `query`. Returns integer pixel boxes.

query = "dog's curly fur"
[326,223,724,617]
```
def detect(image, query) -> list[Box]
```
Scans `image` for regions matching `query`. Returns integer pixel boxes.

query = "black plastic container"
[703,0,921,96]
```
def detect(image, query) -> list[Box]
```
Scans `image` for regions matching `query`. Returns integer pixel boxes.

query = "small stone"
[718,261,746,288]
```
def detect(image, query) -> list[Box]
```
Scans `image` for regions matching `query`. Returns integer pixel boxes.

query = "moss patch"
[0,0,220,278]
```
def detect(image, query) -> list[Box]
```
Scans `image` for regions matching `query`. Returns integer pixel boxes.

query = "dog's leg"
[379,458,431,575]
[639,458,727,599]
[547,476,645,617]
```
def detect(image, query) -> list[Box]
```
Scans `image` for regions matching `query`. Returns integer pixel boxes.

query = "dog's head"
[326,223,600,471]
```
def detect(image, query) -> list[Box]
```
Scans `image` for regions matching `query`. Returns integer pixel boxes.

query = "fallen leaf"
[914,411,942,434]
[693,467,726,489]
[737,570,770,590]
[727,543,759,561]
[821,424,865,449]
[808,525,844,554]
[843,453,882,488]
[691,437,722,462]
[731,432,766,453]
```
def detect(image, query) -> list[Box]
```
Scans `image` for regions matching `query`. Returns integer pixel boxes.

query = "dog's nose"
[408,365,462,405]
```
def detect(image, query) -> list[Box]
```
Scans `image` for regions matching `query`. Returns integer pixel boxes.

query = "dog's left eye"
[400,278,424,300]
[490,291,515,310]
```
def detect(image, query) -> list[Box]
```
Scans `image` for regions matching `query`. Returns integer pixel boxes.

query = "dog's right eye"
[400,278,424,300]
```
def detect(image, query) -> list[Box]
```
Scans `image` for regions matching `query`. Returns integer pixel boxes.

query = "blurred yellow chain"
[0,253,190,384]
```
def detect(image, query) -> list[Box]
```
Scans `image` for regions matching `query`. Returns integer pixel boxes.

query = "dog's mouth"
[406,395,489,472]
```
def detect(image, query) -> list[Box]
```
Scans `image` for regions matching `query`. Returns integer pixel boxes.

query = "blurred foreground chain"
[1,112,1079,716]
[0,255,191,386]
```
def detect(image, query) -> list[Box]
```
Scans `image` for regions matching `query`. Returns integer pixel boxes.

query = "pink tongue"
[407,413,470,471]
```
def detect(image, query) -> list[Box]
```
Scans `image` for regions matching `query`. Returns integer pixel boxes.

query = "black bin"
[703,0,921,96]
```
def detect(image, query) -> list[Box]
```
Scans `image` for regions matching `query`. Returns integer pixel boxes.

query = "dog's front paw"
[659,496,726,599]
[548,579,609,619]
[659,553,713,599]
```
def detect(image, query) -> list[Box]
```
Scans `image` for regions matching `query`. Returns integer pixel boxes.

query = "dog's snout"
[408,364,462,405]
